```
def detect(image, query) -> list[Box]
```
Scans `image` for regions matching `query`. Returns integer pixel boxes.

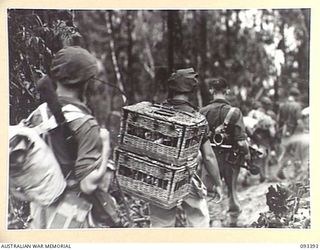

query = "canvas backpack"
[9,102,89,206]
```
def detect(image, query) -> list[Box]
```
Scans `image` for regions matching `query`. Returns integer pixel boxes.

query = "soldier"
[28,46,115,228]
[149,68,223,227]
[276,87,302,179]
[247,97,276,182]
[200,77,251,218]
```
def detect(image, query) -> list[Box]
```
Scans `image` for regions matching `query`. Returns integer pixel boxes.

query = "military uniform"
[200,98,247,187]
[277,91,303,179]
[200,78,249,218]
[148,68,223,227]
[247,107,276,182]
[29,46,109,229]
[278,98,302,137]
[149,98,210,227]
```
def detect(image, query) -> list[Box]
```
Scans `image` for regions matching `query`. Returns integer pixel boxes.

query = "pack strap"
[30,103,89,135]
[223,107,236,127]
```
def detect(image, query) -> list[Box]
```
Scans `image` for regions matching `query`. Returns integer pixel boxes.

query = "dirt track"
[208,167,293,228]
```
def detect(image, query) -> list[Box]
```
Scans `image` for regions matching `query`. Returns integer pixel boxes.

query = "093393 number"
[300,244,319,248]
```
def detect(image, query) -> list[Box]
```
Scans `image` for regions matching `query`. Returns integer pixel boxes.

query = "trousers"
[149,194,210,227]
[29,191,92,229]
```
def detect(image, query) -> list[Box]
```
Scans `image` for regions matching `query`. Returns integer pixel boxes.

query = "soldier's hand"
[214,185,223,203]
[208,185,223,204]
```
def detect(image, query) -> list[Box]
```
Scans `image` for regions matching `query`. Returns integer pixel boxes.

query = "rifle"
[36,75,122,227]
[37,76,78,163]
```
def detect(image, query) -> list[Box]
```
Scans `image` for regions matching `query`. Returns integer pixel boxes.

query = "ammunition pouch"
[214,145,261,175]
[225,147,242,165]
[46,190,92,229]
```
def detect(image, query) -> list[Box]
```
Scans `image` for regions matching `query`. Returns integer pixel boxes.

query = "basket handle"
[153,109,175,117]
[152,103,196,118]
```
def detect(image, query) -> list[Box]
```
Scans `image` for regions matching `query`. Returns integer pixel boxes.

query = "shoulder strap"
[31,103,90,135]
[214,106,237,134]
[224,107,236,127]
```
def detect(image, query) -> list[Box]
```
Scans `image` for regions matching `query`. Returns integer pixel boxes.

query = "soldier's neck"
[56,85,81,101]
[171,94,189,101]
[214,93,226,100]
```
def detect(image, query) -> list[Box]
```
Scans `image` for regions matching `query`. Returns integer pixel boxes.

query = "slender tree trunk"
[192,11,199,71]
[126,11,134,104]
[199,10,210,106]
[275,15,286,105]
[174,11,184,68]
[106,11,127,104]
[225,10,231,59]
[167,11,174,74]
[299,9,310,89]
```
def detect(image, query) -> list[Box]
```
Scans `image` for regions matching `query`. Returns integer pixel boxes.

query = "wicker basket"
[119,101,207,166]
[114,148,198,209]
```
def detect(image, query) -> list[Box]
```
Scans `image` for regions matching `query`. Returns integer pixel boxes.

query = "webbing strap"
[31,103,89,135]
[223,107,236,127]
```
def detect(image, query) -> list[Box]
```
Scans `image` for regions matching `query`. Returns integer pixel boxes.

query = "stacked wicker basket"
[115,101,207,209]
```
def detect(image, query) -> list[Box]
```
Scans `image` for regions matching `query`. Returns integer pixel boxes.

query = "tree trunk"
[174,11,184,68]
[225,10,231,59]
[126,11,134,104]
[298,9,310,91]
[106,11,127,105]
[199,10,210,106]
[167,11,175,74]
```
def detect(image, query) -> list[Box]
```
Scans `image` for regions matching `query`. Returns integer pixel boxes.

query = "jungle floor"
[208,162,310,228]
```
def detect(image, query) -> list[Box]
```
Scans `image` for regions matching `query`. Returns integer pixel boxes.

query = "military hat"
[50,46,98,86]
[167,68,199,93]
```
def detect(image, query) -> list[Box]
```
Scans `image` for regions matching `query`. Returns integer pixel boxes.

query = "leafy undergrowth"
[252,167,310,229]
[7,198,31,230]
[7,185,152,229]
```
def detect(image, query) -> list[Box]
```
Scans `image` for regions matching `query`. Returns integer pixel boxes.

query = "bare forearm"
[201,141,222,187]
[80,128,111,194]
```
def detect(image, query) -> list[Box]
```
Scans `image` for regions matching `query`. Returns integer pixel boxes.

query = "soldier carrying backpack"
[9,46,119,228]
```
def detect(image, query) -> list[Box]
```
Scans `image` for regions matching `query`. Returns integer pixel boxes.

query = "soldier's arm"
[200,140,222,188]
[70,119,113,194]
[233,108,251,158]
[200,140,223,202]
[80,127,112,194]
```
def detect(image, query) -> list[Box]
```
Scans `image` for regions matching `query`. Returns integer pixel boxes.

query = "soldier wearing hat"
[149,68,223,227]
[29,46,114,228]
[200,77,250,220]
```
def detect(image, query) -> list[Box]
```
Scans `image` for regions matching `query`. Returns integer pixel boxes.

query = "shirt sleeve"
[231,108,247,141]
[69,117,103,181]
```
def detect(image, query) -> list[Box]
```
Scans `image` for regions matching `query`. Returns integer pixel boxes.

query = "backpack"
[9,103,88,206]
